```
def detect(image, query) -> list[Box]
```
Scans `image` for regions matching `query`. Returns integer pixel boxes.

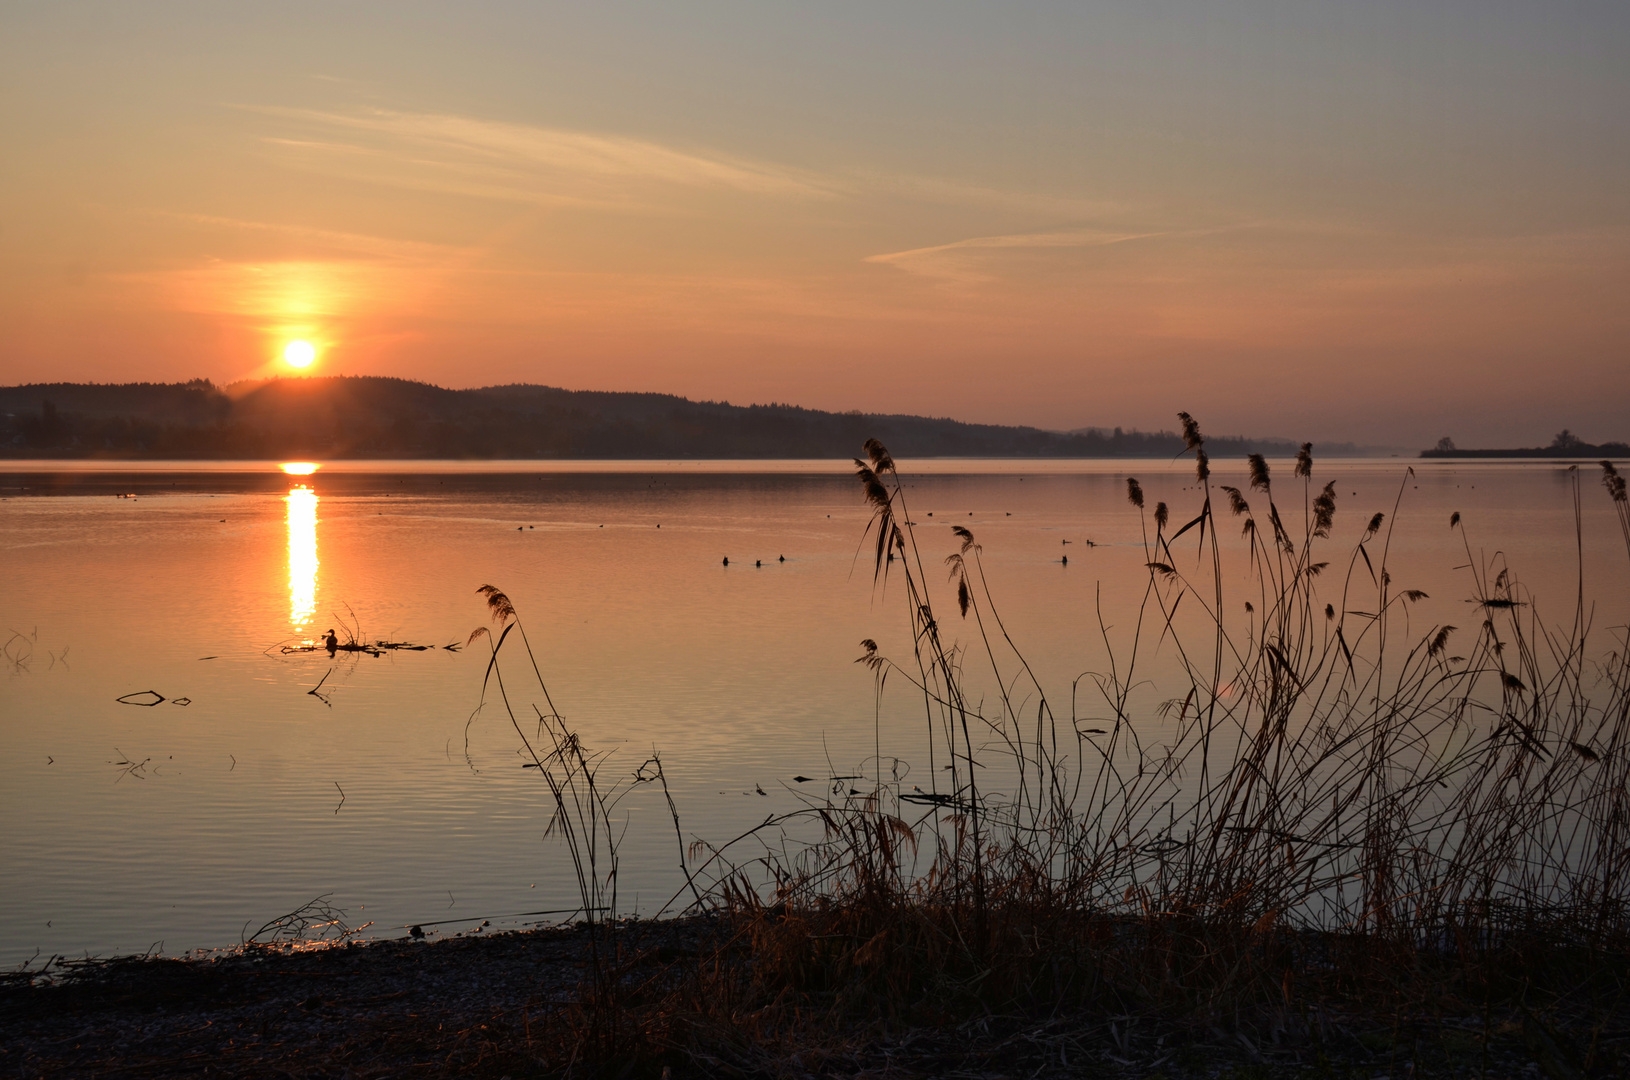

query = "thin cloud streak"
[240,105,841,204]
[865,227,1172,282]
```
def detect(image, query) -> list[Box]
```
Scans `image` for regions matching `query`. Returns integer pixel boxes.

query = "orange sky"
[2,2,1627,446]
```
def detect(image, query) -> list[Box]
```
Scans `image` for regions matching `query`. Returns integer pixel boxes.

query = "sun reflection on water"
[286,486,319,630]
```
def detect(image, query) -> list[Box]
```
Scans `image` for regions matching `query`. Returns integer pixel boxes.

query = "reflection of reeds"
[488,435,1630,1071]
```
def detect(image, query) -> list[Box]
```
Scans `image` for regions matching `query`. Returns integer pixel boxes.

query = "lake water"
[3,457,1627,965]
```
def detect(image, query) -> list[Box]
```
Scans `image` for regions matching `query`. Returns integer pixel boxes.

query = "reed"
[480,423,1630,1074]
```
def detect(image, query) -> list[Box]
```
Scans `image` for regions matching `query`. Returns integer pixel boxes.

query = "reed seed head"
[853,460,891,511]
[1247,453,1270,492]
[1178,411,1203,451]
[1313,482,1337,537]
[1603,460,1628,503]
[1295,443,1313,478]
[476,584,516,624]
[1126,477,1144,509]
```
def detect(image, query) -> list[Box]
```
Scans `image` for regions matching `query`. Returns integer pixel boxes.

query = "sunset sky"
[2,1,1627,446]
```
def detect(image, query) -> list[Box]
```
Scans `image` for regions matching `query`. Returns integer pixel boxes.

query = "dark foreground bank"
[4,918,1625,1079]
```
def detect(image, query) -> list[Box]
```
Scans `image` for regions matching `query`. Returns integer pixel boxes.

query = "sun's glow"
[283,340,317,368]
[286,485,319,630]
[280,462,320,475]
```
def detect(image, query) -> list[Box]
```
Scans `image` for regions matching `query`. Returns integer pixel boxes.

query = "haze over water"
[3,458,1626,965]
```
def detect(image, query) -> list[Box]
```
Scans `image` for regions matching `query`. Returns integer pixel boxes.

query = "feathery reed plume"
[1221,485,1250,517]
[1126,477,1144,509]
[1247,453,1271,492]
[1195,447,1210,482]
[1605,460,1627,503]
[853,453,900,585]
[1313,482,1336,537]
[1178,411,1203,451]
[854,462,889,511]
[1155,501,1168,531]
[1450,511,1461,528]
[476,584,516,624]
[1365,511,1385,537]
[1295,442,1313,478]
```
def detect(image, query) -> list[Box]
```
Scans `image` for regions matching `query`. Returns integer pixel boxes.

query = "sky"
[2,1,1627,447]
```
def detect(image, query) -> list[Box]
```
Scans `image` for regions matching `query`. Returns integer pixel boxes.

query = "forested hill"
[0,376,1319,460]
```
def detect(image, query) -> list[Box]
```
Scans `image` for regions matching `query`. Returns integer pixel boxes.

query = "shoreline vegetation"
[0,376,1356,461]
[9,417,1630,1078]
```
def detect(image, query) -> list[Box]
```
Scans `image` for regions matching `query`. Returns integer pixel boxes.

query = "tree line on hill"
[0,376,1328,460]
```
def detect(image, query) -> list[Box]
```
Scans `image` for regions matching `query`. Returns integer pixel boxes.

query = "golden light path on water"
[285,485,318,630]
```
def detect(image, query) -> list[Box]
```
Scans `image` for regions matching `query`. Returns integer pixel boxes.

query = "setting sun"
[283,340,317,369]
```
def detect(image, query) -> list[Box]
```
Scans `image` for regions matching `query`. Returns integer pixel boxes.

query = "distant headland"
[1421,432,1630,460]
[0,377,1356,461]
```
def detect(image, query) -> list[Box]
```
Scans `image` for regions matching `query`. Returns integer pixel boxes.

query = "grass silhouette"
[471,418,1630,1075]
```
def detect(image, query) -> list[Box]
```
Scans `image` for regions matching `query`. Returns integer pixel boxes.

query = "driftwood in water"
[279,640,461,657]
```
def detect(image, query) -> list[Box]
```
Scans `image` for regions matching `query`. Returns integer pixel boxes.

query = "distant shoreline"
[0,376,1363,461]
[1421,446,1629,460]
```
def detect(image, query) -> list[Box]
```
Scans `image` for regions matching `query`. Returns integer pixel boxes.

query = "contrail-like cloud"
[864,227,1169,281]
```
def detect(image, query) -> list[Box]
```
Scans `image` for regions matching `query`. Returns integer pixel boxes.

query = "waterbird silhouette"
[324,629,338,655]
[722,556,729,566]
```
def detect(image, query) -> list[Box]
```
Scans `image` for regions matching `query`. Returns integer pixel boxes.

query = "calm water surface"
[3,458,1625,964]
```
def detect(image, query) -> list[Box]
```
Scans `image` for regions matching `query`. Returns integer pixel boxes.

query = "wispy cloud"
[239,105,840,207]
[864,227,1170,282]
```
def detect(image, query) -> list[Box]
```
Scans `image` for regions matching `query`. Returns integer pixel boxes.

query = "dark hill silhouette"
[2,376,1322,460]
